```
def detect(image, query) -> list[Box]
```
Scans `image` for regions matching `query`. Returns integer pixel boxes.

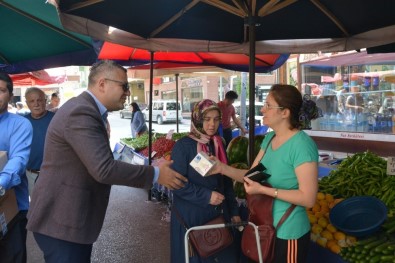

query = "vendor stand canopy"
[50,0,395,163]
[10,70,67,86]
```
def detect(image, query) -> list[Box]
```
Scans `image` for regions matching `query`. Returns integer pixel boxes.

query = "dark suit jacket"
[27,92,154,244]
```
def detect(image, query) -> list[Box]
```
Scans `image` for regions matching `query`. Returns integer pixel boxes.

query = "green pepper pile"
[319,151,395,215]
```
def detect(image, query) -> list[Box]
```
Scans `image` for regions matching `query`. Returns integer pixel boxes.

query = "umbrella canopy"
[51,0,395,164]
[51,0,395,54]
[99,42,289,73]
[0,0,98,74]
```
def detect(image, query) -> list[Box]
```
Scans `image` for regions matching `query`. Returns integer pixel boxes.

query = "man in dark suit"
[26,60,187,262]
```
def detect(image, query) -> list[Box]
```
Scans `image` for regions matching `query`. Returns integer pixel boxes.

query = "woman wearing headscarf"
[130,102,147,138]
[170,99,241,263]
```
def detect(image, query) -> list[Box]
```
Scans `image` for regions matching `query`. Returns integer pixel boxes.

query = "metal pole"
[175,73,179,133]
[148,51,154,201]
[248,11,256,166]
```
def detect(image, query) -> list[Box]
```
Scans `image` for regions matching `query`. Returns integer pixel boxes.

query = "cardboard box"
[0,151,19,238]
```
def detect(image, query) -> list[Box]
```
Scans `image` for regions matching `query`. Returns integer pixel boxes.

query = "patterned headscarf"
[188,99,227,164]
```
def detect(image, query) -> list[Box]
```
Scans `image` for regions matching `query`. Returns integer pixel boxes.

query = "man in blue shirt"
[24,87,55,196]
[0,72,33,263]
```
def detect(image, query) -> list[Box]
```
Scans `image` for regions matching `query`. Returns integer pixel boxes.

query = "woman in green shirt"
[212,84,319,263]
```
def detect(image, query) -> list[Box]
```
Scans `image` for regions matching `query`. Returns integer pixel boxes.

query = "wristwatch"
[0,185,5,196]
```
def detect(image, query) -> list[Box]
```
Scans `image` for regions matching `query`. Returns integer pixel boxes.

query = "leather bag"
[241,184,296,262]
[188,215,233,258]
[241,135,295,262]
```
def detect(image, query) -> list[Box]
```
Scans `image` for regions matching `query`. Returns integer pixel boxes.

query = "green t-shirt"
[260,131,318,239]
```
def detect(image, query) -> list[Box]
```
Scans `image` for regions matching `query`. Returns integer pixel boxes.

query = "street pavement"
[26,111,185,263]
[27,186,171,263]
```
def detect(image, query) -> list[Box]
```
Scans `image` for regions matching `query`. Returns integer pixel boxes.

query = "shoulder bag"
[241,135,296,262]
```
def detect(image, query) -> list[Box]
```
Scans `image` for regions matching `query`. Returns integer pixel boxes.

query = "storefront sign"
[387,156,395,175]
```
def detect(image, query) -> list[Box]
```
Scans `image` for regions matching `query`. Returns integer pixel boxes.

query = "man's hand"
[157,161,188,190]
[240,128,248,136]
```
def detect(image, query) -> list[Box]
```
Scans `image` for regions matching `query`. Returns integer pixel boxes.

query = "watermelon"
[226,136,249,165]
[230,162,249,199]
[247,134,266,163]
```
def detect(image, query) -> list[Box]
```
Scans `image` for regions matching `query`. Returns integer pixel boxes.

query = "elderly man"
[24,87,55,196]
[27,60,187,263]
[0,72,33,263]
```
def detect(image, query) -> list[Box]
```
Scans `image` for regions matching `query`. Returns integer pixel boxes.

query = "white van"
[143,100,183,125]
[233,101,264,126]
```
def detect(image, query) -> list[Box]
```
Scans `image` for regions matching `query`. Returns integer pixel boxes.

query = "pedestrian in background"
[211,84,319,263]
[46,92,60,113]
[27,60,187,263]
[170,99,240,263]
[15,101,30,116]
[130,102,147,138]
[0,72,33,263]
[218,91,247,147]
[24,87,55,197]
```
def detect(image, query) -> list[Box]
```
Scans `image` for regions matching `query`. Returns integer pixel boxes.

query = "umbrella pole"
[175,73,179,133]
[248,13,256,166]
[148,51,154,201]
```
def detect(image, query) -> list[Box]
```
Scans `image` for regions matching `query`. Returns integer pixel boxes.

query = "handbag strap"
[261,134,297,231]
[275,204,296,231]
[173,206,190,230]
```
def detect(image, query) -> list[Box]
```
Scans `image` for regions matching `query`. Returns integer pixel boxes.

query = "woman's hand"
[210,191,224,206]
[231,215,241,223]
[206,156,223,175]
[243,177,265,195]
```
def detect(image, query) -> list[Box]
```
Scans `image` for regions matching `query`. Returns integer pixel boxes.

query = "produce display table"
[307,242,345,263]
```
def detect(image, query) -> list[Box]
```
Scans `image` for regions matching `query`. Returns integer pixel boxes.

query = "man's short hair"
[225,90,238,100]
[0,72,13,94]
[25,87,46,98]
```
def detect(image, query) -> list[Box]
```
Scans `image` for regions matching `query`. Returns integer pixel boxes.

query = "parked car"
[119,103,147,119]
[233,101,264,126]
[142,100,183,124]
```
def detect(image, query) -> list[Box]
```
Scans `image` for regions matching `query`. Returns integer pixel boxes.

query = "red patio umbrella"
[99,42,289,73]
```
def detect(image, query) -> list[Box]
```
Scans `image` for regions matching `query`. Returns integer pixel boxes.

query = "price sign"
[166,129,174,140]
[387,156,395,175]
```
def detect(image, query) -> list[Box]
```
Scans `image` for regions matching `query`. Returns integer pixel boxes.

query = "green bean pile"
[319,151,395,214]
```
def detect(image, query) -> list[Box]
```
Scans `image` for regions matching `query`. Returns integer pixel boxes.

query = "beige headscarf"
[188,99,227,164]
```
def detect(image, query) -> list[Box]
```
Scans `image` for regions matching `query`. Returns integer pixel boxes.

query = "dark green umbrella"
[0,0,96,73]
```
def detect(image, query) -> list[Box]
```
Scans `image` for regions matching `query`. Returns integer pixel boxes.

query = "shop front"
[299,50,395,157]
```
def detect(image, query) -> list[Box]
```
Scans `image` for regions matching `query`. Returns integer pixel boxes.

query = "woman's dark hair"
[270,84,321,129]
[131,102,140,112]
[0,72,13,94]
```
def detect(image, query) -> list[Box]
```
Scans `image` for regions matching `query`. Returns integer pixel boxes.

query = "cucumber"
[357,236,379,246]
[369,255,381,263]
[380,255,395,262]
[364,237,387,250]
[375,241,392,252]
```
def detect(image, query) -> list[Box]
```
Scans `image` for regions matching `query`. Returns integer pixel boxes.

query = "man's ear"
[97,78,107,94]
